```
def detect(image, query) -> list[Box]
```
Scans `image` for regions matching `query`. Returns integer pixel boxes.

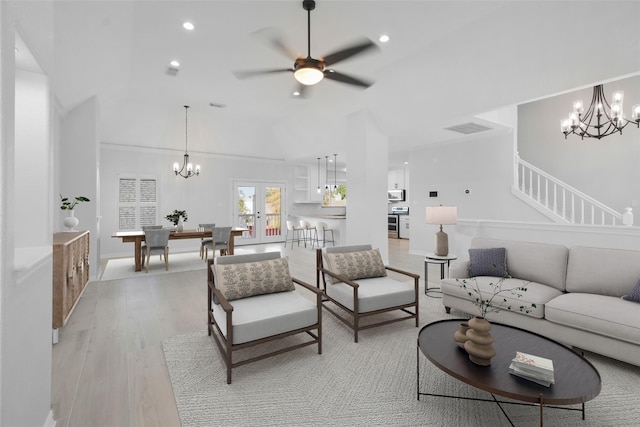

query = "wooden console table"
[53,231,90,329]
[112,227,248,272]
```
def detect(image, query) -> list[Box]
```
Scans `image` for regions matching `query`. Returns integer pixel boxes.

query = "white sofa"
[440,238,640,366]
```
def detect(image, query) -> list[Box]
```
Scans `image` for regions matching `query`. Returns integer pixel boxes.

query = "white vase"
[63,209,79,231]
[177,217,184,232]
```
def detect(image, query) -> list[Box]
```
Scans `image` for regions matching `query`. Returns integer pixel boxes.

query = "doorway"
[233,181,285,245]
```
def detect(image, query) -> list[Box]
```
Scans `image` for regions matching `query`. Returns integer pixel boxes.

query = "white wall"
[100,144,296,258]
[59,97,100,278]
[1,2,55,426]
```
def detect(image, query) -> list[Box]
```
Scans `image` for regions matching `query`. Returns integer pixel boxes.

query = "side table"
[424,253,457,296]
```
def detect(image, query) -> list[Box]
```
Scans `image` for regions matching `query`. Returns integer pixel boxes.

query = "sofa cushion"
[471,238,569,291]
[440,277,563,319]
[326,276,415,313]
[468,247,508,277]
[212,291,318,345]
[545,293,640,345]
[214,257,294,301]
[325,248,387,283]
[565,246,640,297]
[623,278,640,303]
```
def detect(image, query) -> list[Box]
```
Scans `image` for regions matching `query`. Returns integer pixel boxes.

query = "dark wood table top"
[418,319,601,405]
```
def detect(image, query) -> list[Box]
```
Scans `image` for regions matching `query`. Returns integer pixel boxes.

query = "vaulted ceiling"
[16,1,640,167]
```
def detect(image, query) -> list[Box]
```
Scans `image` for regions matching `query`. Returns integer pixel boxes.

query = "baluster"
[571,194,575,223]
[544,179,549,208]
[528,168,533,197]
[580,199,584,224]
[536,174,541,203]
[562,189,566,219]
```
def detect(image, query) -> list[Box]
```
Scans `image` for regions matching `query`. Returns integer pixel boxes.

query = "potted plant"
[60,194,90,231]
[165,210,188,231]
[455,272,535,366]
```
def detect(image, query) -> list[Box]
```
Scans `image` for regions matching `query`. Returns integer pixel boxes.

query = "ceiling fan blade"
[321,38,379,66]
[252,27,299,60]
[323,70,374,88]
[232,68,294,80]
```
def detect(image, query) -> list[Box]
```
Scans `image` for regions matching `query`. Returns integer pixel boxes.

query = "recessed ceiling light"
[183,22,195,31]
[293,91,300,96]
[170,60,180,67]
[404,161,409,165]
[379,34,390,43]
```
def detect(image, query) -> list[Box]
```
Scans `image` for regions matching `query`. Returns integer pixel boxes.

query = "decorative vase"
[62,209,79,231]
[464,316,496,366]
[453,321,470,349]
[177,217,184,232]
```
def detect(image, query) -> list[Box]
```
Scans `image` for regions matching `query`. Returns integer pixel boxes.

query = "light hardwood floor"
[52,239,430,426]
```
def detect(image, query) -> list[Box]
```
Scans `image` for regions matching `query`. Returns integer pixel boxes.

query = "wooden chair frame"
[207,259,323,384]
[315,249,419,342]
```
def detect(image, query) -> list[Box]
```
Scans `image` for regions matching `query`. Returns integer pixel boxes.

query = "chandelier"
[561,84,640,140]
[173,105,200,178]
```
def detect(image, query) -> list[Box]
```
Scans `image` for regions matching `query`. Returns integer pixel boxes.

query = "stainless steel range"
[388,206,409,238]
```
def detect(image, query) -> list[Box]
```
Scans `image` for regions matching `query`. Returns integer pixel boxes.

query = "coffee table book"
[513,351,554,375]
[509,362,554,387]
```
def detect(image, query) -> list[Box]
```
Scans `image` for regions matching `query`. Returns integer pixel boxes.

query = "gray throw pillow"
[622,278,640,303]
[468,247,508,277]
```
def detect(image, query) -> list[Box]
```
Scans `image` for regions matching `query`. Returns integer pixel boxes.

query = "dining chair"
[198,223,216,259]
[203,226,232,260]
[142,228,171,272]
[140,225,164,260]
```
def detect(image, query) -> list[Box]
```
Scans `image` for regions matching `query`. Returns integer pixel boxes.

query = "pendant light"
[316,157,321,194]
[173,105,200,179]
[333,153,337,193]
[324,156,329,192]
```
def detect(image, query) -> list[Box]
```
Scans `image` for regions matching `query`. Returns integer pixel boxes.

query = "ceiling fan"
[233,0,379,97]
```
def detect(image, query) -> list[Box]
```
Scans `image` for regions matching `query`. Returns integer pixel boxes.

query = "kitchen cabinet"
[388,169,406,189]
[293,165,310,202]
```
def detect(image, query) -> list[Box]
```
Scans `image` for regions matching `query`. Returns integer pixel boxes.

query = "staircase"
[512,155,624,226]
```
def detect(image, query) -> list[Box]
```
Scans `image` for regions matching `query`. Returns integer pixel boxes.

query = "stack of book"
[508,351,555,387]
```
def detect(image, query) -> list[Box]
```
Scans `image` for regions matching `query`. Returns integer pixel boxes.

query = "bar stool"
[285,220,305,248]
[300,220,319,248]
[315,221,335,247]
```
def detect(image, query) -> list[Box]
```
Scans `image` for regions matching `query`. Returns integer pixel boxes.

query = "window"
[118,176,157,230]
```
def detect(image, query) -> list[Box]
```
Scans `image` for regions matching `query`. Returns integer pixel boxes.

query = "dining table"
[111,227,248,272]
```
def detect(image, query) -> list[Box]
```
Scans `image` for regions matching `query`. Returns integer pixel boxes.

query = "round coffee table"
[417,319,601,426]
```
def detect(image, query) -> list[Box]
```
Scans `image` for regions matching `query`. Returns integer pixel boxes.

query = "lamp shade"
[426,206,457,225]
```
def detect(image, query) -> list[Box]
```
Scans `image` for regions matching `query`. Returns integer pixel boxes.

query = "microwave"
[388,189,406,202]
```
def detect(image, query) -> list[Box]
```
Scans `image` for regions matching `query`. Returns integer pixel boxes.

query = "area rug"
[163,296,640,427]
[100,252,207,281]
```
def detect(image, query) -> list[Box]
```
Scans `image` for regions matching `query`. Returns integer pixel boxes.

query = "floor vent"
[444,122,493,134]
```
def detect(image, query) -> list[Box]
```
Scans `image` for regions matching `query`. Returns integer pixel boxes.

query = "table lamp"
[426,206,457,256]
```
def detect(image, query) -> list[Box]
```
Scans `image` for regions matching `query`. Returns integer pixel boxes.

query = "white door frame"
[233,180,286,245]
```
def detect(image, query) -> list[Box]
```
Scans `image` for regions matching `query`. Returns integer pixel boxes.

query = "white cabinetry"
[388,169,405,189]
[294,165,309,202]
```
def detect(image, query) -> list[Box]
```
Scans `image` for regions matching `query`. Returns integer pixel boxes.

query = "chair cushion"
[468,247,508,277]
[212,291,318,345]
[214,257,294,301]
[324,248,387,283]
[326,276,415,313]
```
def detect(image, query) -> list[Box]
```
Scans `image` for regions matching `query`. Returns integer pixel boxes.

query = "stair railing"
[514,155,623,226]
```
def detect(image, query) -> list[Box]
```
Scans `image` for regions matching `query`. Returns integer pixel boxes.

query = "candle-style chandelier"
[560,84,640,140]
[173,105,201,178]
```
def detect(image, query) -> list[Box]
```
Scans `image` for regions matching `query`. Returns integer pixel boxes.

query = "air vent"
[444,122,492,135]
[166,66,179,76]
[209,102,227,108]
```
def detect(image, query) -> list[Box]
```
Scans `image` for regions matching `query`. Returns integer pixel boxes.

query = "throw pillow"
[623,277,640,303]
[324,248,387,283]
[468,247,509,277]
[214,257,294,301]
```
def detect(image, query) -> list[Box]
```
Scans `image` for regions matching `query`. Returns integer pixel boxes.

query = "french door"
[233,181,285,245]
